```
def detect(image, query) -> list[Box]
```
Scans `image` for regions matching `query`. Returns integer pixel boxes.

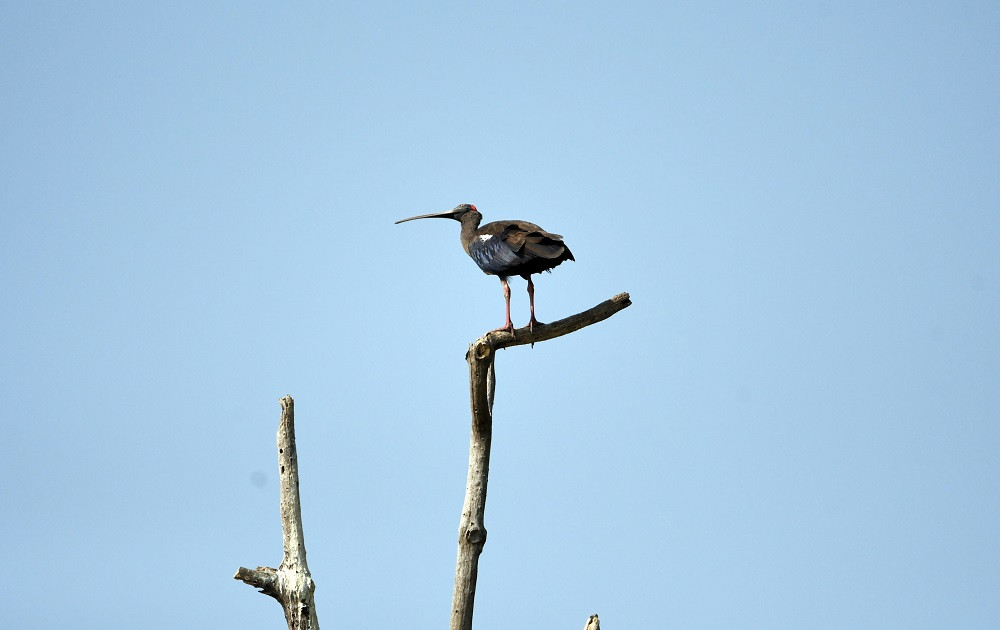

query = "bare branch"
[478,292,632,350]
[234,566,279,598]
[235,396,320,630]
[451,293,631,630]
[584,613,601,630]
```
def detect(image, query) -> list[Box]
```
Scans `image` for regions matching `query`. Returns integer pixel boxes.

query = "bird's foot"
[528,316,544,333]
[492,321,515,335]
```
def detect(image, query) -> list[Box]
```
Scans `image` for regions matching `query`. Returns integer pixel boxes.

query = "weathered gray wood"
[450,342,494,630]
[451,293,631,630]
[235,396,320,630]
[482,292,632,350]
[584,613,601,630]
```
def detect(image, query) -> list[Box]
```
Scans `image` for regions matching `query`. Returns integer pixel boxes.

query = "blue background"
[2,2,998,628]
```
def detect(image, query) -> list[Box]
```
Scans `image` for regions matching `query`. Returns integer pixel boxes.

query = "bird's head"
[395,203,479,224]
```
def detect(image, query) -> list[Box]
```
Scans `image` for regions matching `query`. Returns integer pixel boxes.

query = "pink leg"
[492,277,515,333]
[527,276,541,331]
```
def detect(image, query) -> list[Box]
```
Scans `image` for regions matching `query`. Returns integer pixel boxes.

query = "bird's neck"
[459,211,482,253]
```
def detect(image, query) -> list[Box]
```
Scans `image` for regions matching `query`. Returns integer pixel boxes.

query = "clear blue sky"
[2,2,998,628]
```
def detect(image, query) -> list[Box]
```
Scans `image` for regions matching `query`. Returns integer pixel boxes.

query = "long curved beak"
[394,209,462,224]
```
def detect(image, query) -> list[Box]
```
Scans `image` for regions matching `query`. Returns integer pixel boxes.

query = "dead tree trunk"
[235,396,320,630]
[451,293,631,630]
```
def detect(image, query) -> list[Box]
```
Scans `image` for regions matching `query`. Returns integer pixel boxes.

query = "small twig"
[235,396,320,630]
[451,292,631,630]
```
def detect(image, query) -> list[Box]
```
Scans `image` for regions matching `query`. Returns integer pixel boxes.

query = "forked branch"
[235,396,320,630]
[451,292,631,630]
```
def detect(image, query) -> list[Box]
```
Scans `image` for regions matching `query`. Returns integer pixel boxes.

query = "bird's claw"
[492,322,515,336]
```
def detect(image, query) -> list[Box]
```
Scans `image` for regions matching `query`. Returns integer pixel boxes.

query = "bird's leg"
[526,276,542,332]
[492,277,515,334]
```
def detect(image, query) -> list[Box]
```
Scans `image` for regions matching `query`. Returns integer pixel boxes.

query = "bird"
[395,203,574,333]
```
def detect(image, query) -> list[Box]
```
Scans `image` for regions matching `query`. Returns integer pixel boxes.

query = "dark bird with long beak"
[395,203,574,333]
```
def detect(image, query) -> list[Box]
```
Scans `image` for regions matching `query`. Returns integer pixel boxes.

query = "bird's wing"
[469,233,521,274]
[500,224,568,260]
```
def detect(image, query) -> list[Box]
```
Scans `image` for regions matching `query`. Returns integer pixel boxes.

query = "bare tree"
[235,396,320,630]
[451,293,631,630]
